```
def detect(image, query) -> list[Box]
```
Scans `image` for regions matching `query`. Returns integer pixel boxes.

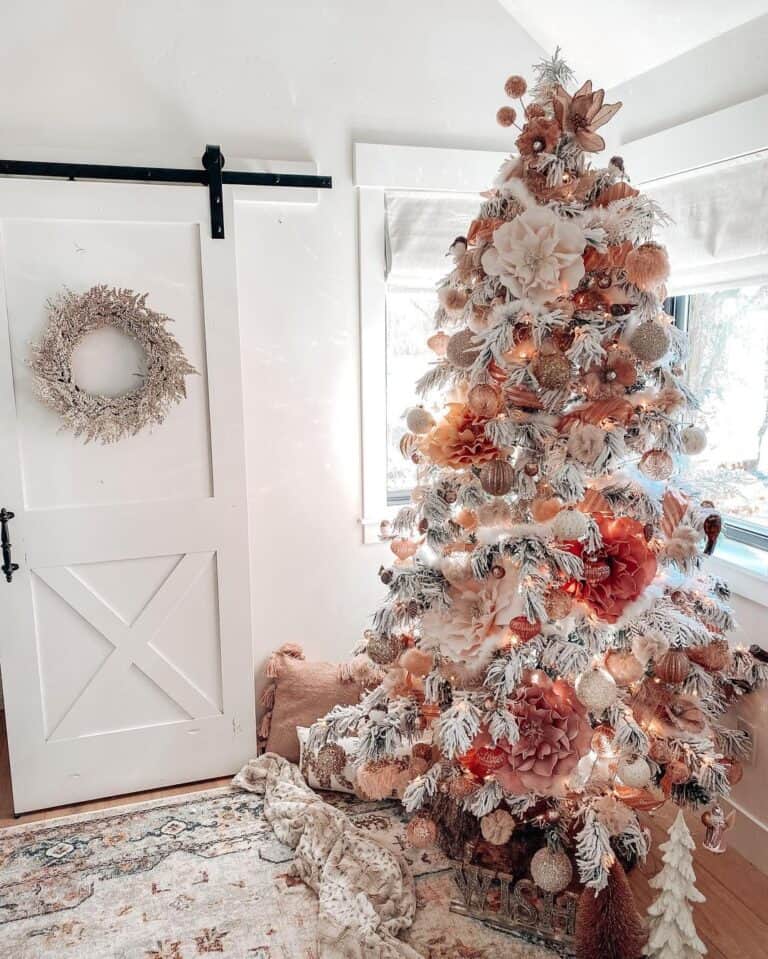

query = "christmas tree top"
[311,51,767,893]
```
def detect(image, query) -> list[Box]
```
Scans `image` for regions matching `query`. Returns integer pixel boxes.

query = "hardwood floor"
[1,711,767,957]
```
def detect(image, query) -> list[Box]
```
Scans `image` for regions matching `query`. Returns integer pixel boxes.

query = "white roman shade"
[646,150,768,294]
[385,191,481,289]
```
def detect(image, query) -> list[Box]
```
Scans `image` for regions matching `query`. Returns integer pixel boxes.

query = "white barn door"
[0,178,255,813]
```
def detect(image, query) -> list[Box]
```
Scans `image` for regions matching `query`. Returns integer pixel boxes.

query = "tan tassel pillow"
[258,644,381,763]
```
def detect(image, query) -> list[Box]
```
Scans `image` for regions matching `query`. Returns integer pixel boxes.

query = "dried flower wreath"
[30,285,197,444]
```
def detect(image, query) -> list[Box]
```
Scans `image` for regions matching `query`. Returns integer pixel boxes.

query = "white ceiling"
[498,0,767,89]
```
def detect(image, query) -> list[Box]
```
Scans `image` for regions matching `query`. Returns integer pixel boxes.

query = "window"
[384,191,480,505]
[356,143,506,542]
[670,286,768,551]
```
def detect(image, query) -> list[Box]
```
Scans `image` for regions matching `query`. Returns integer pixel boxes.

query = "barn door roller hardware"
[0,145,332,239]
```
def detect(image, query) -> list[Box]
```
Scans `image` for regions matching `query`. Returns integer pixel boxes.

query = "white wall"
[1,1,765,858]
[0,0,543,674]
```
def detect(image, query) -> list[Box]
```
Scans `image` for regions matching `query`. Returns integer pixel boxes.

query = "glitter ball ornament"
[649,738,674,763]
[664,759,690,785]
[551,507,589,541]
[640,448,674,480]
[544,588,573,621]
[406,815,438,848]
[449,773,479,799]
[481,808,516,845]
[446,328,481,369]
[391,538,418,561]
[479,459,515,496]
[366,633,404,665]
[357,760,401,799]
[681,425,707,455]
[405,406,435,434]
[496,106,517,127]
[509,616,541,643]
[467,383,501,417]
[628,319,671,364]
[655,648,691,684]
[575,667,618,712]
[315,742,347,778]
[504,75,527,98]
[533,350,572,390]
[604,649,645,686]
[530,847,573,893]
[617,755,652,788]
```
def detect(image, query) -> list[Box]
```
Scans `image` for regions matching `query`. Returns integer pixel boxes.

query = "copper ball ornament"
[530,847,573,893]
[604,649,645,687]
[509,616,541,643]
[628,319,671,364]
[427,331,449,356]
[467,383,501,418]
[639,449,675,480]
[479,459,515,496]
[406,815,438,848]
[405,406,435,435]
[446,328,481,369]
[366,633,404,665]
[687,639,730,672]
[655,648,691,685]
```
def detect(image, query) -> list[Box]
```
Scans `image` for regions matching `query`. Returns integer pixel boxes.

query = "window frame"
[667,292,768,555]
[355,143,506,543]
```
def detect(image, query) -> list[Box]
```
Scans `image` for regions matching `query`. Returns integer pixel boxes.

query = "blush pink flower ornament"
[472,674,592,796]
[481,205,585,305]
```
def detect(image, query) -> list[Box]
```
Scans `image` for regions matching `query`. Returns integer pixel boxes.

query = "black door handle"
[1,507,19,583]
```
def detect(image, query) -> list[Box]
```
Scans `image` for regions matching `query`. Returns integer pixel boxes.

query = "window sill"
[705,537,768,609]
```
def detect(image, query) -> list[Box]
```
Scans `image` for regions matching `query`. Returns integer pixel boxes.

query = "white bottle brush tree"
[644,810,706,959]
[309,49,768,897]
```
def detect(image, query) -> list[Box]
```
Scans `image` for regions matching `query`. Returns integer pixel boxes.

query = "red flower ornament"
[572,515,657,623]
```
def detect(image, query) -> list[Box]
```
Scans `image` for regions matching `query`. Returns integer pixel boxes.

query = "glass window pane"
[385,286,435,504]
[681,285,768,527]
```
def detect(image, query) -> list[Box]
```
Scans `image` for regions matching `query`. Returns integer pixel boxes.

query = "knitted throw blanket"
[233,754,423,959]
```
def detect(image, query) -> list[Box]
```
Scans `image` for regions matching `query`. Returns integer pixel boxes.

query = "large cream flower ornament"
[482,205,586,305]
[421,559,523,667]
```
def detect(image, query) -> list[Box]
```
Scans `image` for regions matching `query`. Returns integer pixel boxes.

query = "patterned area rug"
[0,787,555,959]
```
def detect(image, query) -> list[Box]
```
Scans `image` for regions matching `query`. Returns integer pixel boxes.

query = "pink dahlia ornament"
[472,674,592,796]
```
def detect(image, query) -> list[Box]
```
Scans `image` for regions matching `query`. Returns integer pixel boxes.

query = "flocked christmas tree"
[644,811,706,959]
[310,51,767,900]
